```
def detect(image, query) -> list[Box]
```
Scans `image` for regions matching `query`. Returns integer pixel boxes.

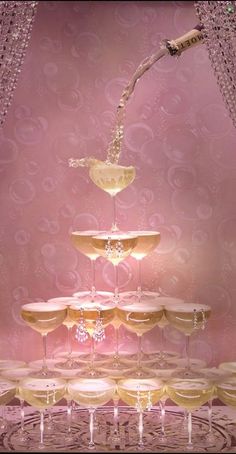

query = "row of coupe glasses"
[20,299,211,379]
[0,367,236,451]
[70,229,161,306]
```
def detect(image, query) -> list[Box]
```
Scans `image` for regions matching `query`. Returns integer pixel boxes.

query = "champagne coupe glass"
[0,360,26,371]
[165,303,211,378]
[198,367,231,444]
[92,232,138,305]
[166,376,214,451]
[19,376,66,451]
[117,377,164,450]
[48,297,84,369]
[216,376,236,429]
[68,377,116,450]
[1,367,35,442]
[21,302,67,378]
[116,301,163,378]
[97,308,135,375]
[70,230,113,304]
[0,379,16,433]
[89,162,136,232]
[98,364,136,448]
[141,296,184,367]
[219,361,236,376]
[68,301,116,377]
[120,231,161,303]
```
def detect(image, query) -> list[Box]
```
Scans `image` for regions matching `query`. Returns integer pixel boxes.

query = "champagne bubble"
[195,284,230,319]
[217,217,236,252]
[105,78,128,106]
[9,178,35,204]
[160,87,190,115]
[71,32,102,63]
[197,103,231,138]
[102,261,132,289]
[192,229,209,246]
[14,117,45,145]
[55,270,82,293]
[52,132,87,164]
[71,213,99,232]
[14,229,31,246]
[209,133,236,169]
[163,125,200,162]
[171,186,213,220]
[0,138,18,164]
[167,165,196,190]
[158,268,189,296]
[114,3,140,27]
[124,122,154,153]
[42,177,56,192]
[41,242,78,273]
[58,88,83,111]
[43,61,79,93]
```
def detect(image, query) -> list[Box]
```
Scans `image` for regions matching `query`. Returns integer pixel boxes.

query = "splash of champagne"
[68,25,203,169]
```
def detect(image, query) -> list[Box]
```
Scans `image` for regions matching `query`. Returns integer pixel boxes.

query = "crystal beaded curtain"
[0,1,38,127]
[195,1,236,128]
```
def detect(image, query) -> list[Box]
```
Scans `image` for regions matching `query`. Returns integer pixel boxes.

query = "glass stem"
[137,335,142,371]
[91,259,96,301]
[208,399,213,434]
[159,399,166,439]
[113,397,119,434]
[67,327,72,358]
[88,408,95,449]
[112,195,118,232]
[90,337,95,374]
[138,410,144,450]
[137,259,142,302]
[39,410,45,448]
[0,406,6,429]
[160,328,164,358]
[113,327,120,363]
[187,411,193,449]
[114,265,120,305]
[42,333,48,374]
[67,399,72,434]
[19,398,25,432]
[185,335,191,371]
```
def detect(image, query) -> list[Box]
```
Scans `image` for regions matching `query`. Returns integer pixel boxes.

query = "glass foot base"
[72,290,114,304]
[30,369,62,378]
[54,359,83,370]
[174,368,205,379]
[119,290,160,304]
[127,367,157,379]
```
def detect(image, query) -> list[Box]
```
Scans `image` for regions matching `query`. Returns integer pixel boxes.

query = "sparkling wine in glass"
[117,377,164,450]
[166,376,214,451]
[70,230,113,304]
[0,379,16,433]
[165,303,211,378]
[141,296,184,367]
[67,377,116,450]
[92,232,138,304]
[47,297,84,370]
[120,230,161,303]
[199,367,231,444]
[68,301,116,377]
[216,376,236,423]
[116,301,163,378]
[1,367,35,441]
[89,162,136,232]
[19,377,66,451]
[21,302,67,378]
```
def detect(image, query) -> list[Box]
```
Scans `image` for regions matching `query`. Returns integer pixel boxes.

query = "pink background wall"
[1,0,236,366]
